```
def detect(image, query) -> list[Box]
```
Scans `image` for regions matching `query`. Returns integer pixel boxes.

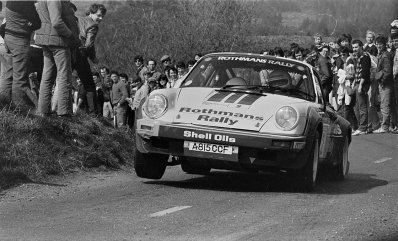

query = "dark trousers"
[343,96,358,130]
[75,50,97,114]
[356,87,369,131]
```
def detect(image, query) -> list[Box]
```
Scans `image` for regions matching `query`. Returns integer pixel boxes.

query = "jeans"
[38,46,72,116]
[3,34,34,108]
[0,43,13,103]
[356,86,369,132]
[103,101,113,118]
[114,104,127,127]
[379,83,394,130]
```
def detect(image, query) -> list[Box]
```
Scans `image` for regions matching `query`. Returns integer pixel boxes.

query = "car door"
[312,71,333,162]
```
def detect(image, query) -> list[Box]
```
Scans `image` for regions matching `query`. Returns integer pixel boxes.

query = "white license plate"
[186,141,233,155]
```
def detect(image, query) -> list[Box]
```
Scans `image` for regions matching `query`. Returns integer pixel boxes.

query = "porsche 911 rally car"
[133,52,352,191]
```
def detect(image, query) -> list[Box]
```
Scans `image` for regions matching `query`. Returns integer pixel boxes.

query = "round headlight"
[275,106,298,131]
[143,94,168,119]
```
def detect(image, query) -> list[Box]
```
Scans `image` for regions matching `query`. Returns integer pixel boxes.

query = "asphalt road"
[1,133,398,241]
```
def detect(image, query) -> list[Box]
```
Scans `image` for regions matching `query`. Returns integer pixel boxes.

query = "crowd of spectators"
[0,1,397,135]
[260,22,398,135]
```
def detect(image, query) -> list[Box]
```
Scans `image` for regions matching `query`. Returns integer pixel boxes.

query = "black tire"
[300,132,320,192]
[181,160,211,175]
[133,129,168,179]
[134,147,168,179]
[330,136,350,181]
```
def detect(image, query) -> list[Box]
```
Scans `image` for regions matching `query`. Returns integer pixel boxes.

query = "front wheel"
[330,136,350,180]
[300,132,320,192]
[134,146,168,180]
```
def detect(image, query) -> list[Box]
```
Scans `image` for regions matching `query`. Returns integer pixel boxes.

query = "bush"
[0,103,135,190]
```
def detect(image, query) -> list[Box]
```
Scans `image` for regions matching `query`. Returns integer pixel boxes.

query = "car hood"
[173,88,306,131]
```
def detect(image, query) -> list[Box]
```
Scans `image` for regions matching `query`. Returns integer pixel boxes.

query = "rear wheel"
[181,159,211,175]
[330,136,349,180]
[300,132,320,192]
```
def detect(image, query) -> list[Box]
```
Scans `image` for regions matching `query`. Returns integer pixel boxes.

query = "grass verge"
[0,103,135,191]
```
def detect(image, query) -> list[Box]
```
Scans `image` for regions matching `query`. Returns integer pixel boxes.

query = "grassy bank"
[0,104,135,191]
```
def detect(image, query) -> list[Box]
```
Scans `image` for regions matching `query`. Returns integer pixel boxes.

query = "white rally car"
[133,52,352,191]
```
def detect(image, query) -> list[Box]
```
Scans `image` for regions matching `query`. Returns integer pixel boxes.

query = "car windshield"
[180,55,315,101]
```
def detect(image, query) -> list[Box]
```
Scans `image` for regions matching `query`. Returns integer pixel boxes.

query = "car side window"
[312,71,324,105]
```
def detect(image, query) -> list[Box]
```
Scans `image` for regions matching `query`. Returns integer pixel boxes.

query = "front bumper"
[136,119,315,170]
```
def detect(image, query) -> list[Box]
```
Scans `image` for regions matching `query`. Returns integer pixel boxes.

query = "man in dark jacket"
[2,1,41,109]
[352,39,372,136]
[317,45,333,103]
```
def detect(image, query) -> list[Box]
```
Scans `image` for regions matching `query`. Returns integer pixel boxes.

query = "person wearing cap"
[160,54,172,78]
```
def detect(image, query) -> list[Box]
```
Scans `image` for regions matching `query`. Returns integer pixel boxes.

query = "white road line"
[374,157,393,164]
[149,206,192,217]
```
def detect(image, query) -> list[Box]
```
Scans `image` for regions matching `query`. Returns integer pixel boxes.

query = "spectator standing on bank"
[110,71,128,127]
[158,74,168,89]
[166,67,178,88]
[364,30,378,56]
[187,59,196,71]
[337,47,358,130]
[317,45,333,103]
[176,61,187,79]
[313,33,324,50]
[36,0,80,117]
[76,4,107,115]
[352,39,372,136]
[100,66,109,83]
[93,72,104,116]
[1,1,41,110]
[102,76,113,119]
[146,59,161,82]
[364,30,380,132]
[160,55,172,78]
[132,70,150,111]
[391,32,398,131]
[134,55,147,81]
[374,35,395,133]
